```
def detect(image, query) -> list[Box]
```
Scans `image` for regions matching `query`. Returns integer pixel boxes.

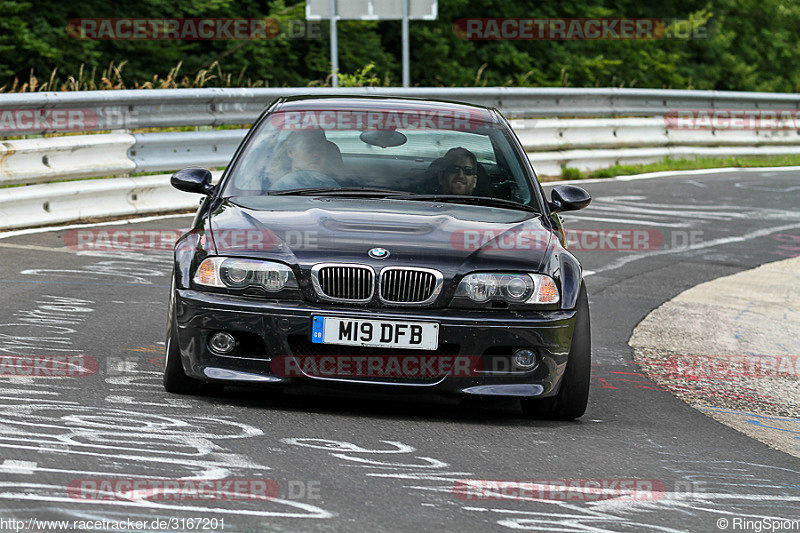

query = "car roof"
[273,95,499,123]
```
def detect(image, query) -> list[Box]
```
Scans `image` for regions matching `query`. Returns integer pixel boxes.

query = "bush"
[560,167,584,180]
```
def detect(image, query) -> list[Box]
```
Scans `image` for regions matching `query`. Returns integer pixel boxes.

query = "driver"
[267,130,326,176]
[438,147,479,195]
[268,130,341,190]
[287,130,327,173]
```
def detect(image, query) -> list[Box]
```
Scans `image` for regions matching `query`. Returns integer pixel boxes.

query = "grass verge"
[546,154,800,181]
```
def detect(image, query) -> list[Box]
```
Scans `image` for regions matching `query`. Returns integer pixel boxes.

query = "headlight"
[193,257,299,292]
[454,273,559,304]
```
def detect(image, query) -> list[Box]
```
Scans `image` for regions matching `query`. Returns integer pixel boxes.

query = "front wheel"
[521,282,591,420]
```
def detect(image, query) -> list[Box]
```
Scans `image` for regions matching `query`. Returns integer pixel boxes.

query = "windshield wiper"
[268,187,405,197]
[391,194,540,214]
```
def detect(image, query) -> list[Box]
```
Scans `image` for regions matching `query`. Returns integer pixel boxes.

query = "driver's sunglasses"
[445,164,477,176]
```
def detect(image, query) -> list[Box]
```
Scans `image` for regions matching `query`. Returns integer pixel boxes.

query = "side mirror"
[171,168,214,195]
[550,185,591,213]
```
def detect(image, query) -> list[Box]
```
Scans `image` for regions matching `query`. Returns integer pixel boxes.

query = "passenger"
[438,147,479,195]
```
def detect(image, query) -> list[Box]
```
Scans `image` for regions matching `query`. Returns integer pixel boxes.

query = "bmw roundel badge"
[368,247,390,259]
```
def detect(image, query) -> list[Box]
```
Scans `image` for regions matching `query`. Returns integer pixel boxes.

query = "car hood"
[209,196,553,273]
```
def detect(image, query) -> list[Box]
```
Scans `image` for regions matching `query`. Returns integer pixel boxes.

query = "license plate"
[312,317,439,350]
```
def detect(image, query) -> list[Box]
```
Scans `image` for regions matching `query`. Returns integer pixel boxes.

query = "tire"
[163,275,222,396]
[521,282,591,420]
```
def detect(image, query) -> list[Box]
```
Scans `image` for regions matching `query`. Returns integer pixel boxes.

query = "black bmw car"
[165,96,592,420]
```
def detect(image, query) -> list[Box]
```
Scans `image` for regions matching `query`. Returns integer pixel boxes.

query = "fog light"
[514,349,538,370]
[209,332,236,354]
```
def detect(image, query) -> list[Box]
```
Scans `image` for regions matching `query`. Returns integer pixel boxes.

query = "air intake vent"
[379,268,441,304]
[313,264,374,301]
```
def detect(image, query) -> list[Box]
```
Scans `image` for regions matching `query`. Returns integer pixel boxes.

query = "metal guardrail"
[3,87,800,230]
[0,134,135,186]
[528,145,800,176]
[0,171,221,229]
[2,87,800,136]
[129,129,247,172]
[511,117,800,150]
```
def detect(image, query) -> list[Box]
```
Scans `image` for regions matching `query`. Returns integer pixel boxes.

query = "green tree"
[2,0,800,92]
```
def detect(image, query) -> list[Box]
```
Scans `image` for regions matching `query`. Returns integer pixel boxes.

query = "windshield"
[222,106,537,209]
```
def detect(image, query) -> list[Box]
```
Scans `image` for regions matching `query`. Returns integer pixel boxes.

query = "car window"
[222,108,535,206]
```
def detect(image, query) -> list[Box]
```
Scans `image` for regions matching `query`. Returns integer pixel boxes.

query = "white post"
[402,0,410,87]
[330,0,339,87]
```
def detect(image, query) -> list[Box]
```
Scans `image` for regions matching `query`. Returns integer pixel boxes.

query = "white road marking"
[542,165,800,187]
[105,395,193,409]
[564,215,687,227]
[0,460,37,474]
[594,221,800,275]
[0,489,335,519]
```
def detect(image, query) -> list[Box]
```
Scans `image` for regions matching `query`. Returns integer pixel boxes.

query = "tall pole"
[401,0,410,87]
[330,0,339,87]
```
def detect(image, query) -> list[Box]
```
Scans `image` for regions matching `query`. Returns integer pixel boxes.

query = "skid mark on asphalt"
[0,295,94,356]
[592,365,781,407]
[0,383,335,521]
[576,196,800,225]
[7,247,172,289]
[126,344,163,354]
[773,232,800,258]
[21,260,169,286]
[562,190,800,276]
[592,367,664,392]
[735,180,800,193]
[0,264,336,524]
[591,221,800,275]
[281,436,800,531]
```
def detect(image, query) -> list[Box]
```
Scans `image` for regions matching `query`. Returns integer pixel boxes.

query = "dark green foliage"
[2,0,799,91]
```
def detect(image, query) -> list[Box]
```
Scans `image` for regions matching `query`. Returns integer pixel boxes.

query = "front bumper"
[173,289,577,398]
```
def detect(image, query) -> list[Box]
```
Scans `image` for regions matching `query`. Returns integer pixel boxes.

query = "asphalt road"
[0,168,799,532]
